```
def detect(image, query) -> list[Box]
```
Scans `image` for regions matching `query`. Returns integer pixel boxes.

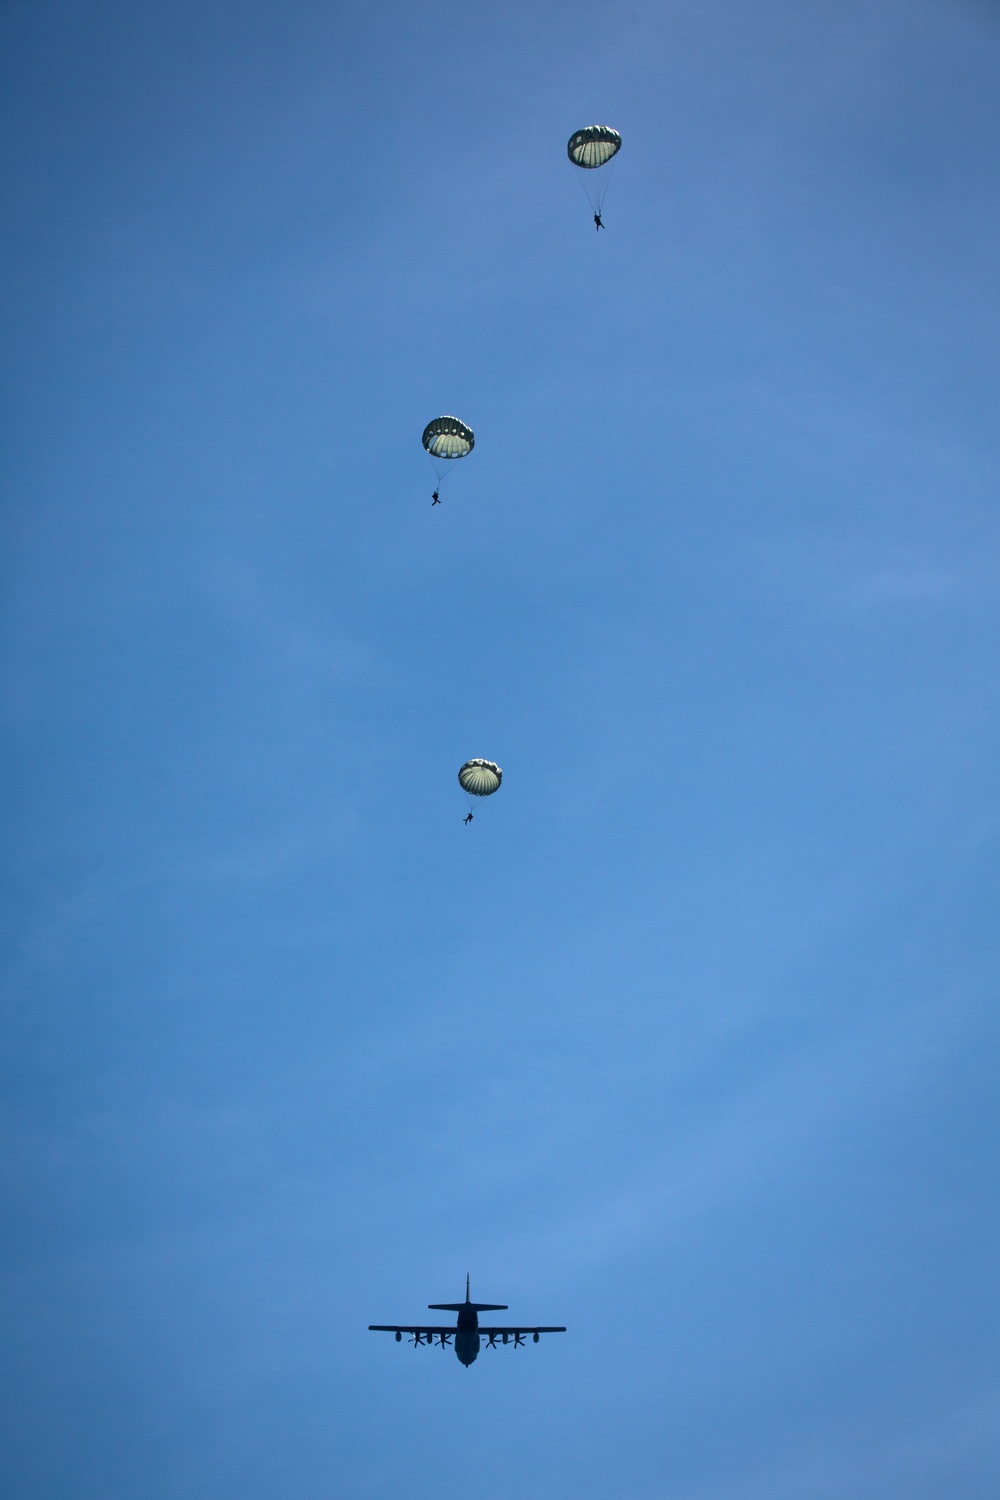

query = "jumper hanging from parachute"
[567,125,622,229]
[458,759,502,826]
[422,416,474,506]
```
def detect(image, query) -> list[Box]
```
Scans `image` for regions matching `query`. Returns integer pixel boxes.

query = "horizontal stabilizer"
[428,1301,508,1312]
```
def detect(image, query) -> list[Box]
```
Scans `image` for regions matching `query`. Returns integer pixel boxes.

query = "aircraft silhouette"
[369,1275,566,1367]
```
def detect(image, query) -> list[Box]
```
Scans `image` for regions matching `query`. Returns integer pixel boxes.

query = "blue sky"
[2,1,1000,1496]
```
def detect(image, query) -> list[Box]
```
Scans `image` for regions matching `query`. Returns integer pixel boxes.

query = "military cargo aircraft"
[369,1276,566,1367]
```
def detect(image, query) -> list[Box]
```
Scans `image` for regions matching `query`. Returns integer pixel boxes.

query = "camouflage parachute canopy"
[566,125,622,169]
[458,759,502,797]
[422,416,475,460]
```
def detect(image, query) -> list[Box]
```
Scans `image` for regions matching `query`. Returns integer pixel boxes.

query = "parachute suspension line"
[427,450,458,501]
[430,460,454,495]
[574,163,598,213]
[594,150,618,214]
[572,150,618,216]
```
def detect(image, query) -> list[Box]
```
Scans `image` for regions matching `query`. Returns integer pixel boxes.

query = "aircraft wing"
[369,1324,455,1340]
[477,1325,566,1342]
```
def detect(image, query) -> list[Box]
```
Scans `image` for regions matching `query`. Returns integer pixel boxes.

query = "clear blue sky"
[2,1,1000,1496]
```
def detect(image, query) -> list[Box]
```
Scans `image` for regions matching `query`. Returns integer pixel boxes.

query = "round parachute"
[567,125,622,170]
[458,759,502,797]
[422,416,475,461]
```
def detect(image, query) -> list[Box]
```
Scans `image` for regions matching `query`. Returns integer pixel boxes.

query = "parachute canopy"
[422,416,475,461]
[458,759,502,797]
[567,125,621,170]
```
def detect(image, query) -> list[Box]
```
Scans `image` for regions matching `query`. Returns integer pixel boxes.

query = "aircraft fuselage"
[454,1305,481,1367]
